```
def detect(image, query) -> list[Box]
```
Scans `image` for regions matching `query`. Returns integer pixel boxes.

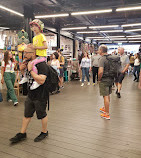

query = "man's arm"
[98,67,104,81]
[28,61,46,85]
[30,71,46,85]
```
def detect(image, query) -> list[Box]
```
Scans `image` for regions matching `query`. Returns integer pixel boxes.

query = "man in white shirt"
[115,47,130,98]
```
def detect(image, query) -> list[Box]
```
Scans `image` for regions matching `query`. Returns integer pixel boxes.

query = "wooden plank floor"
[0,75,141,158]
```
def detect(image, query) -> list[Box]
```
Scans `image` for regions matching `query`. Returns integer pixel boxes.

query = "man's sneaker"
[81,83,84,87]
[19,77,28,84]
[117,92,121,98]
[10,133,26,143]
[100,113,110,120]
[30,81,40,90]
[14,102,18,106]
[100,113,106,118]
[100,107,105,113]
[34,131,48,142]
[93,83,96,86]
[87,82,90,86]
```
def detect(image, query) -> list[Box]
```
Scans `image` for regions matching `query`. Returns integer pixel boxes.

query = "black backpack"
[105,55,121,78]
[46,65,59,93]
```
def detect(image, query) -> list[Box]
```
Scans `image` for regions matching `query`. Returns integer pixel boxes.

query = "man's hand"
[20,63,27,71]
[28,61,33,72]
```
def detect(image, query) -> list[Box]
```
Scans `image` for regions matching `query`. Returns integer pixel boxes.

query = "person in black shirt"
[10,46,49,143]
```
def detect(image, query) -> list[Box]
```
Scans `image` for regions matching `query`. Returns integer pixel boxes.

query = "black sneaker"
[115,89,118,94]
[117,92,121,98]
[10,133,26,143]
[34,131,48,142]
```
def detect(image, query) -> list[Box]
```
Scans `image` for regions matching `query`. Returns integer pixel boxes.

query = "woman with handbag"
[1,51,18,106]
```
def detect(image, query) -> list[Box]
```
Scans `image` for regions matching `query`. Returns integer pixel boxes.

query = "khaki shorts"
[99,82,112,96]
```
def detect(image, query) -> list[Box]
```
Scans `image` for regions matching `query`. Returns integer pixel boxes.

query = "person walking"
[133,53,140,82]
[80,52,91,86]
[58,50,65,89]
[10,47,49,143]
[91,52,101,86]
[115,47,130,98]
[1,51,18,106]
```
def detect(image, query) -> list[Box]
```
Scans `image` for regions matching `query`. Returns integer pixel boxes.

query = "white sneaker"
[8,99,12,102]
[87,82,90,86]
[81,83,84,87]
[14,102,18,106]
[19,77,28,84]
[30,81,40,90]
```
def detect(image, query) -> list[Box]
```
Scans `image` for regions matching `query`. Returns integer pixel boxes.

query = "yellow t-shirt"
[33,33,47,57]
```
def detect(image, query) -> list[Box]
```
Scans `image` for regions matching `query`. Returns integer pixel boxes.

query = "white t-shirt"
[134,58,140,66]
[2,60,15,73]
[51,60,60,68]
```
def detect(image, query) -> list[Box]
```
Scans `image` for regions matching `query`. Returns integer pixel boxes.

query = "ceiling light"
[114,41,128,43]
[87,37,106,39]
[89,25,119,29]
[125,29,141,32]
[122,23,141,27]
[0,27,10,30]
[77,31,99,34]
[35,13,69,18]
[61,27,87,30]
[111,38,127,40]
[128,38,141,40]
[71,9,112,15]
[109,36,125,38]
[129,41,141,43]
[94,39,109,41]
[116,6,141,12]
[127,35,141,37]
[0,5,24,17]
[100,30,123,33]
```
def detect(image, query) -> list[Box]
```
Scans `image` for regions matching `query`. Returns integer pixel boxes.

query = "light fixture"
[125,29,141,32]
[111,38,127,40]
[61,27,87,30]
[114,41,128,43]
[71,9,112,15]
[127,35,141,37]
[0,27,10,30]
[126,35,141,38]
[93,39,109,41]
[77,31,99,34]
[129,41,141,43]
[99,41,112,43]
[0,5,24,17]
[116,6,141,12]
[109,36,125,38]
[89,25,119,29]
[128,38,141,40]
[122,23,141,27]
[100,30,123,33]
[35,13,69,18]
[87,37,106,39]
